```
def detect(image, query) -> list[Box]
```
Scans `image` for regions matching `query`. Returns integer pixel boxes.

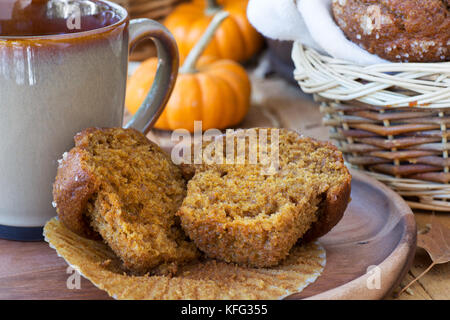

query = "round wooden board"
[0,169,416,300]
[291,169,417,299]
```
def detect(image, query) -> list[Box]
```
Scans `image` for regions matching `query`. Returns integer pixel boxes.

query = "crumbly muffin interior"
[80,129,197,274]
[184,129,347,222]
[178,129,349,267]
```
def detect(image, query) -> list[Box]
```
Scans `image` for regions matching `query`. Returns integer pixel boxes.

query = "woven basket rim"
[292,42,450,212]
[292,42,450,110]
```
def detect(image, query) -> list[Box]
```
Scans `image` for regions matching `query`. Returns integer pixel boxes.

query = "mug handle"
[124,19,179,134]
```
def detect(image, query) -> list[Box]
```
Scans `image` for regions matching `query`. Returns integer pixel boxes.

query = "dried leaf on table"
[418,217,450,264]
[398,215,450,296]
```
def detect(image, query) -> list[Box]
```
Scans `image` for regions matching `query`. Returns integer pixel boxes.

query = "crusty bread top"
[332,0,450,62]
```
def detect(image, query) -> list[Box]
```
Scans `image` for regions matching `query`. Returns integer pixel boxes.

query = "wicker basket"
[111,0,188,61]
[292,42,450,212]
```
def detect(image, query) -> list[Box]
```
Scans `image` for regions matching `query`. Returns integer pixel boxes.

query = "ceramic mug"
[0,0,179,240]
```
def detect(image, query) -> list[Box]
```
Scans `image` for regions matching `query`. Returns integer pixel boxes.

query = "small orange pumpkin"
[164,0,263,62]
[126,12,251,133]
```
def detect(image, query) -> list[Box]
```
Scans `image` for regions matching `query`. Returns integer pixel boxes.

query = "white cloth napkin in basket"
[247,0,389,65]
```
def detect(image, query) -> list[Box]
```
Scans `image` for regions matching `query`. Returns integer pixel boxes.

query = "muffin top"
[332,0,450,62]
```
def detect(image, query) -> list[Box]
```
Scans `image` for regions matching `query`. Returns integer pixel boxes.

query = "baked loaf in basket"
[52,128,198,275]
[177,129,351,267]
[332,0,450,62]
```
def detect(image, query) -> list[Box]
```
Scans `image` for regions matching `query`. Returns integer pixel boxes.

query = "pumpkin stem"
[206,0,222,15]
[179,11,229,74]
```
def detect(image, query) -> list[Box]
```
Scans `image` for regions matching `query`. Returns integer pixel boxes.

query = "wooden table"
[0,75,448,300]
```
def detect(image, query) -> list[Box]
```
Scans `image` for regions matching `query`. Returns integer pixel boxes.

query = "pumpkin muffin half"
[177,128,351,268]
[52,128,198,275]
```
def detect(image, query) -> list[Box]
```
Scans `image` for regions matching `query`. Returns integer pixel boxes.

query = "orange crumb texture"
[53,127,351,275]
[178,128,351,267]
[53,128,199,275]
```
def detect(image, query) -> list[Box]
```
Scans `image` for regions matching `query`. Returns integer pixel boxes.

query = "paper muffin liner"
[44,217,326,300]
